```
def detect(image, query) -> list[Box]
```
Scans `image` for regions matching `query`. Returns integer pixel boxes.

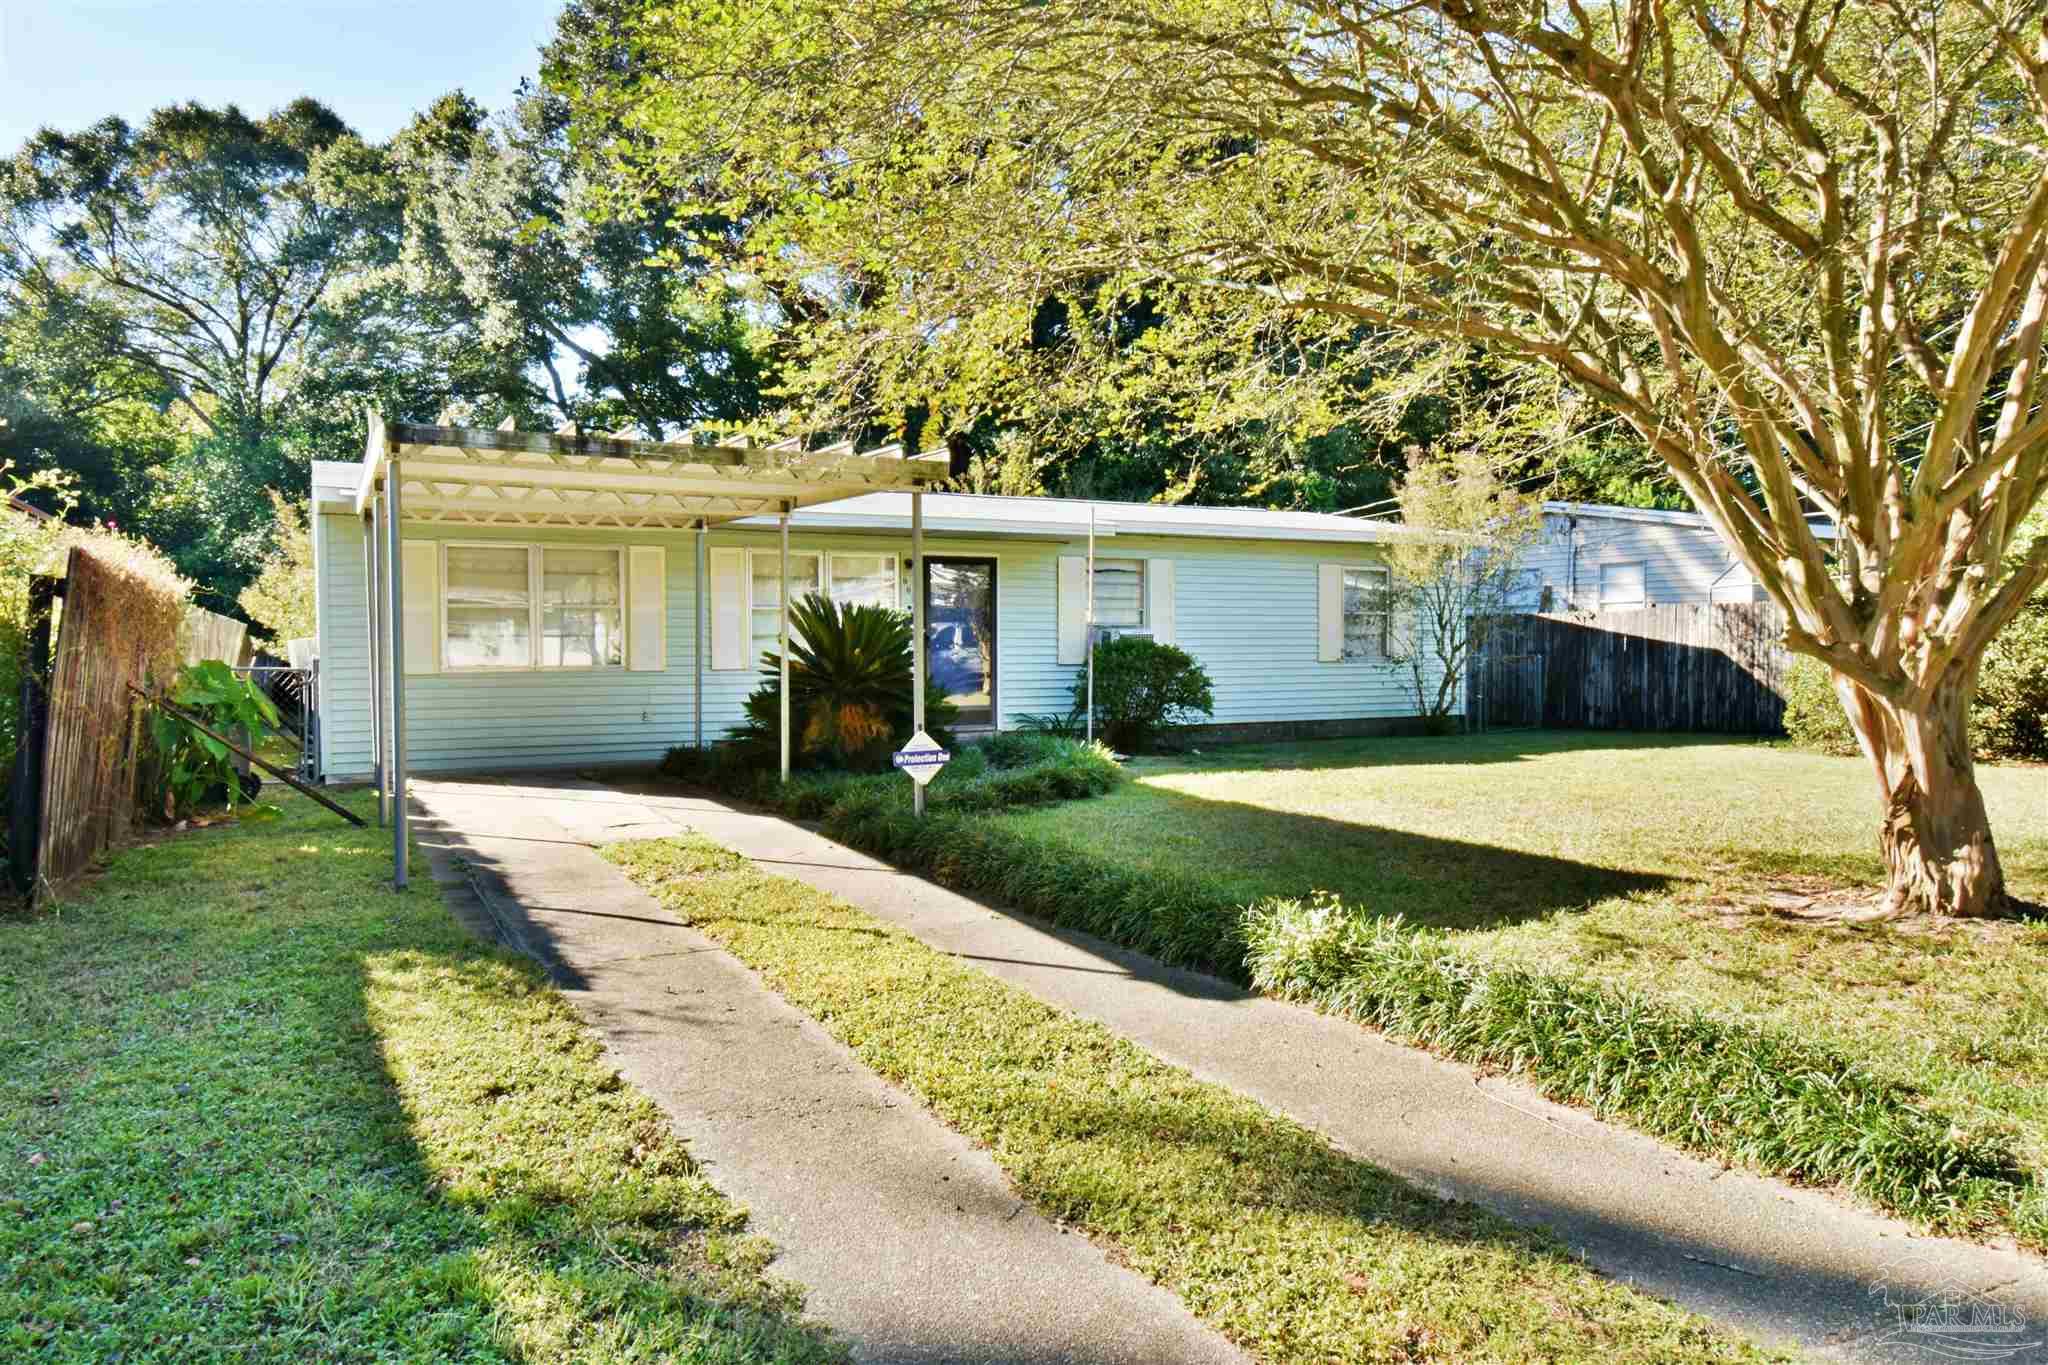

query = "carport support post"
[386,460,409,890]
[693,522,705,750]
[912,490,925,818]
[365,505,384,827]
[779,504,792,784]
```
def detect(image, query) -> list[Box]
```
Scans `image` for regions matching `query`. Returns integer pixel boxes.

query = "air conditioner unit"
[1090,625,1153,645]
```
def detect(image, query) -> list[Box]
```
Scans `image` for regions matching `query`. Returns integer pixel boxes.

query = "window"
[1600,561,1646,608]
[1090,558,1145,628]
[443,544,625,671]
[541,548,623,667]
[445,545,534,669]
[1342,566,1391,658]
[747,550,903,655]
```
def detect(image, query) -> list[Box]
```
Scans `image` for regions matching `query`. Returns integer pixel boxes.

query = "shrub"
[1784,611,2048,763]
[1780,655,1858,755]
[729,593,957,770]
[1242,895,2032,1232]
[1076,635,1214,752]
[1977,599,2048,762]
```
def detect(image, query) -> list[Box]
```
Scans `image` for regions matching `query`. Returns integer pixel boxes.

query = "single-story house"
[1516,500,1837,612]
[309,421,1456,796]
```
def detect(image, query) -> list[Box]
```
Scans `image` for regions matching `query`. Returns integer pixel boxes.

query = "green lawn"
[996,732,2048,1174]
[0,792,840,1363]
[607,833,1778,1365]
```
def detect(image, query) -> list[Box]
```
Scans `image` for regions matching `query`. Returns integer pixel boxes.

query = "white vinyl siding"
[1522,509,1803,610]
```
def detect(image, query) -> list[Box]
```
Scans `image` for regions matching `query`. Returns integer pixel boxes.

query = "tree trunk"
[1833,674,2009,919]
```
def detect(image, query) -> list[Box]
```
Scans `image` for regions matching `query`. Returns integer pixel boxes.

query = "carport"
[354,413,950,887]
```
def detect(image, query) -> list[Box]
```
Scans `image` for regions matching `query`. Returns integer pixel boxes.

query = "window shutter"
[1146,558,1176,645]
[1057,555,1087,665]
[401,540,439,675]
[710,547,746,670]
[628,546,666,672]
[1317,563,1343,662]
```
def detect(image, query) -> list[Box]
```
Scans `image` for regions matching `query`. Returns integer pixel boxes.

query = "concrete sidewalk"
[564,773,2048,1365]
[409,777,1245,1365]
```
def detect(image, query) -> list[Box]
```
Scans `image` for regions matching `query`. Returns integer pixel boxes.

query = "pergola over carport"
[356,414,952,888]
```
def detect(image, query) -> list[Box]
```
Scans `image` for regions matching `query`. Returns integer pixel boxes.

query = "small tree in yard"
[573,0,2048,918]
[1384,450,1545,733]
[238,493,317,644]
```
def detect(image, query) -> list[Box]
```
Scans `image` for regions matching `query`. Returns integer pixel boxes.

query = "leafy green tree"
[0,100,377,444]
[566,0,2048,919]
[237,493,317,644]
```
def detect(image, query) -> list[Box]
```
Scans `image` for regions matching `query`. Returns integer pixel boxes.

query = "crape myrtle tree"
[558,0,2048,919]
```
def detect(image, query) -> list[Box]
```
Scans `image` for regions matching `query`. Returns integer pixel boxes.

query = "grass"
[0,791,842,1363]
[992,731,2048,1242]
[604,833,1781,1365]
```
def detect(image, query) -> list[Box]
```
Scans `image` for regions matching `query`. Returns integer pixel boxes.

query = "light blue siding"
[316,515,1444,778]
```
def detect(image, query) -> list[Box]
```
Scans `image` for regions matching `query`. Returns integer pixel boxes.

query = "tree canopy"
[562,0,2048,916]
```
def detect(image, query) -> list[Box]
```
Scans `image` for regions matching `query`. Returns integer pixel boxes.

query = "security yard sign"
[892,730,951,787]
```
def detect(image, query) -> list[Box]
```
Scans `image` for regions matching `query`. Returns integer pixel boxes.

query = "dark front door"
[924,558,996,726]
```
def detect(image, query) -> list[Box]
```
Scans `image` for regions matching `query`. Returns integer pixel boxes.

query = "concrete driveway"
[410,773,1246,1365]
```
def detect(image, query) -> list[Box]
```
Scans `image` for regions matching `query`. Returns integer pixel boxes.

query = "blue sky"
[0,1,565,150]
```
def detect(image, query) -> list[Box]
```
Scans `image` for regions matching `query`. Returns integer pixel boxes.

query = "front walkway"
[409,776,1244,1365]
[416,772,2048,1364]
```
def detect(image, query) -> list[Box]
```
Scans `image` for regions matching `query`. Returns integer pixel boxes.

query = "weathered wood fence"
[15,546,188,900]
[1471,604,1790,734]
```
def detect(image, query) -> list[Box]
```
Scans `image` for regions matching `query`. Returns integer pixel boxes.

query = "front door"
[924,558,996,727]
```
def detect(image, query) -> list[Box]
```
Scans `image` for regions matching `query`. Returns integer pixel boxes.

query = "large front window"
[748,551,903,656]
[443,543,624,671]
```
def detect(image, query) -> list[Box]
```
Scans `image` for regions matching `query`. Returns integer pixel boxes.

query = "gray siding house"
[1516,501,1834,612]
[310,452,1453,781]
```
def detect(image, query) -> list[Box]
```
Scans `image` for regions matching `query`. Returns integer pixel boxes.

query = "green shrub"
[1242,894,2033,1232]
[1784,610,2048,763]
[728,593,957,770]
[1077,635,1215,752]
[1780,655,1858,755]
[1977,599,2048,762]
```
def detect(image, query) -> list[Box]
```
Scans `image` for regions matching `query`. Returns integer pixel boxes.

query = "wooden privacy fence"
[27,546,186,899]
[1471,603,1790,734]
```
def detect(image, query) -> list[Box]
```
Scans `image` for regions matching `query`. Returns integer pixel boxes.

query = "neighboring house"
[1516,501,1836,612]
[309,433,1453,780]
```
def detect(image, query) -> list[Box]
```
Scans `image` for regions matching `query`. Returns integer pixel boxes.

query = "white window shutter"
[1146,558,1176,646]
[1057,555,1087,665]
[1317,563,1343,662]
[628,546,666,672]
[401,540,439,675]
[710,547,746,670]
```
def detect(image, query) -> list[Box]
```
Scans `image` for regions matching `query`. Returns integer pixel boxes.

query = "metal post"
[366,506,384,827]
[778,504,792,784]
[911,489,926,818]
[386,460,408,890]
[1084,505,1096,745]
[694,523,706,749]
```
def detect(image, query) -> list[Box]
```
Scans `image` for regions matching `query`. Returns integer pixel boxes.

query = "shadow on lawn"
[0,800,841,1362]
[1070,783,1672,932]
[1142,728,1761,775]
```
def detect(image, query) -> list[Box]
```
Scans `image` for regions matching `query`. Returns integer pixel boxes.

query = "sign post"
[892,729,950,803]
